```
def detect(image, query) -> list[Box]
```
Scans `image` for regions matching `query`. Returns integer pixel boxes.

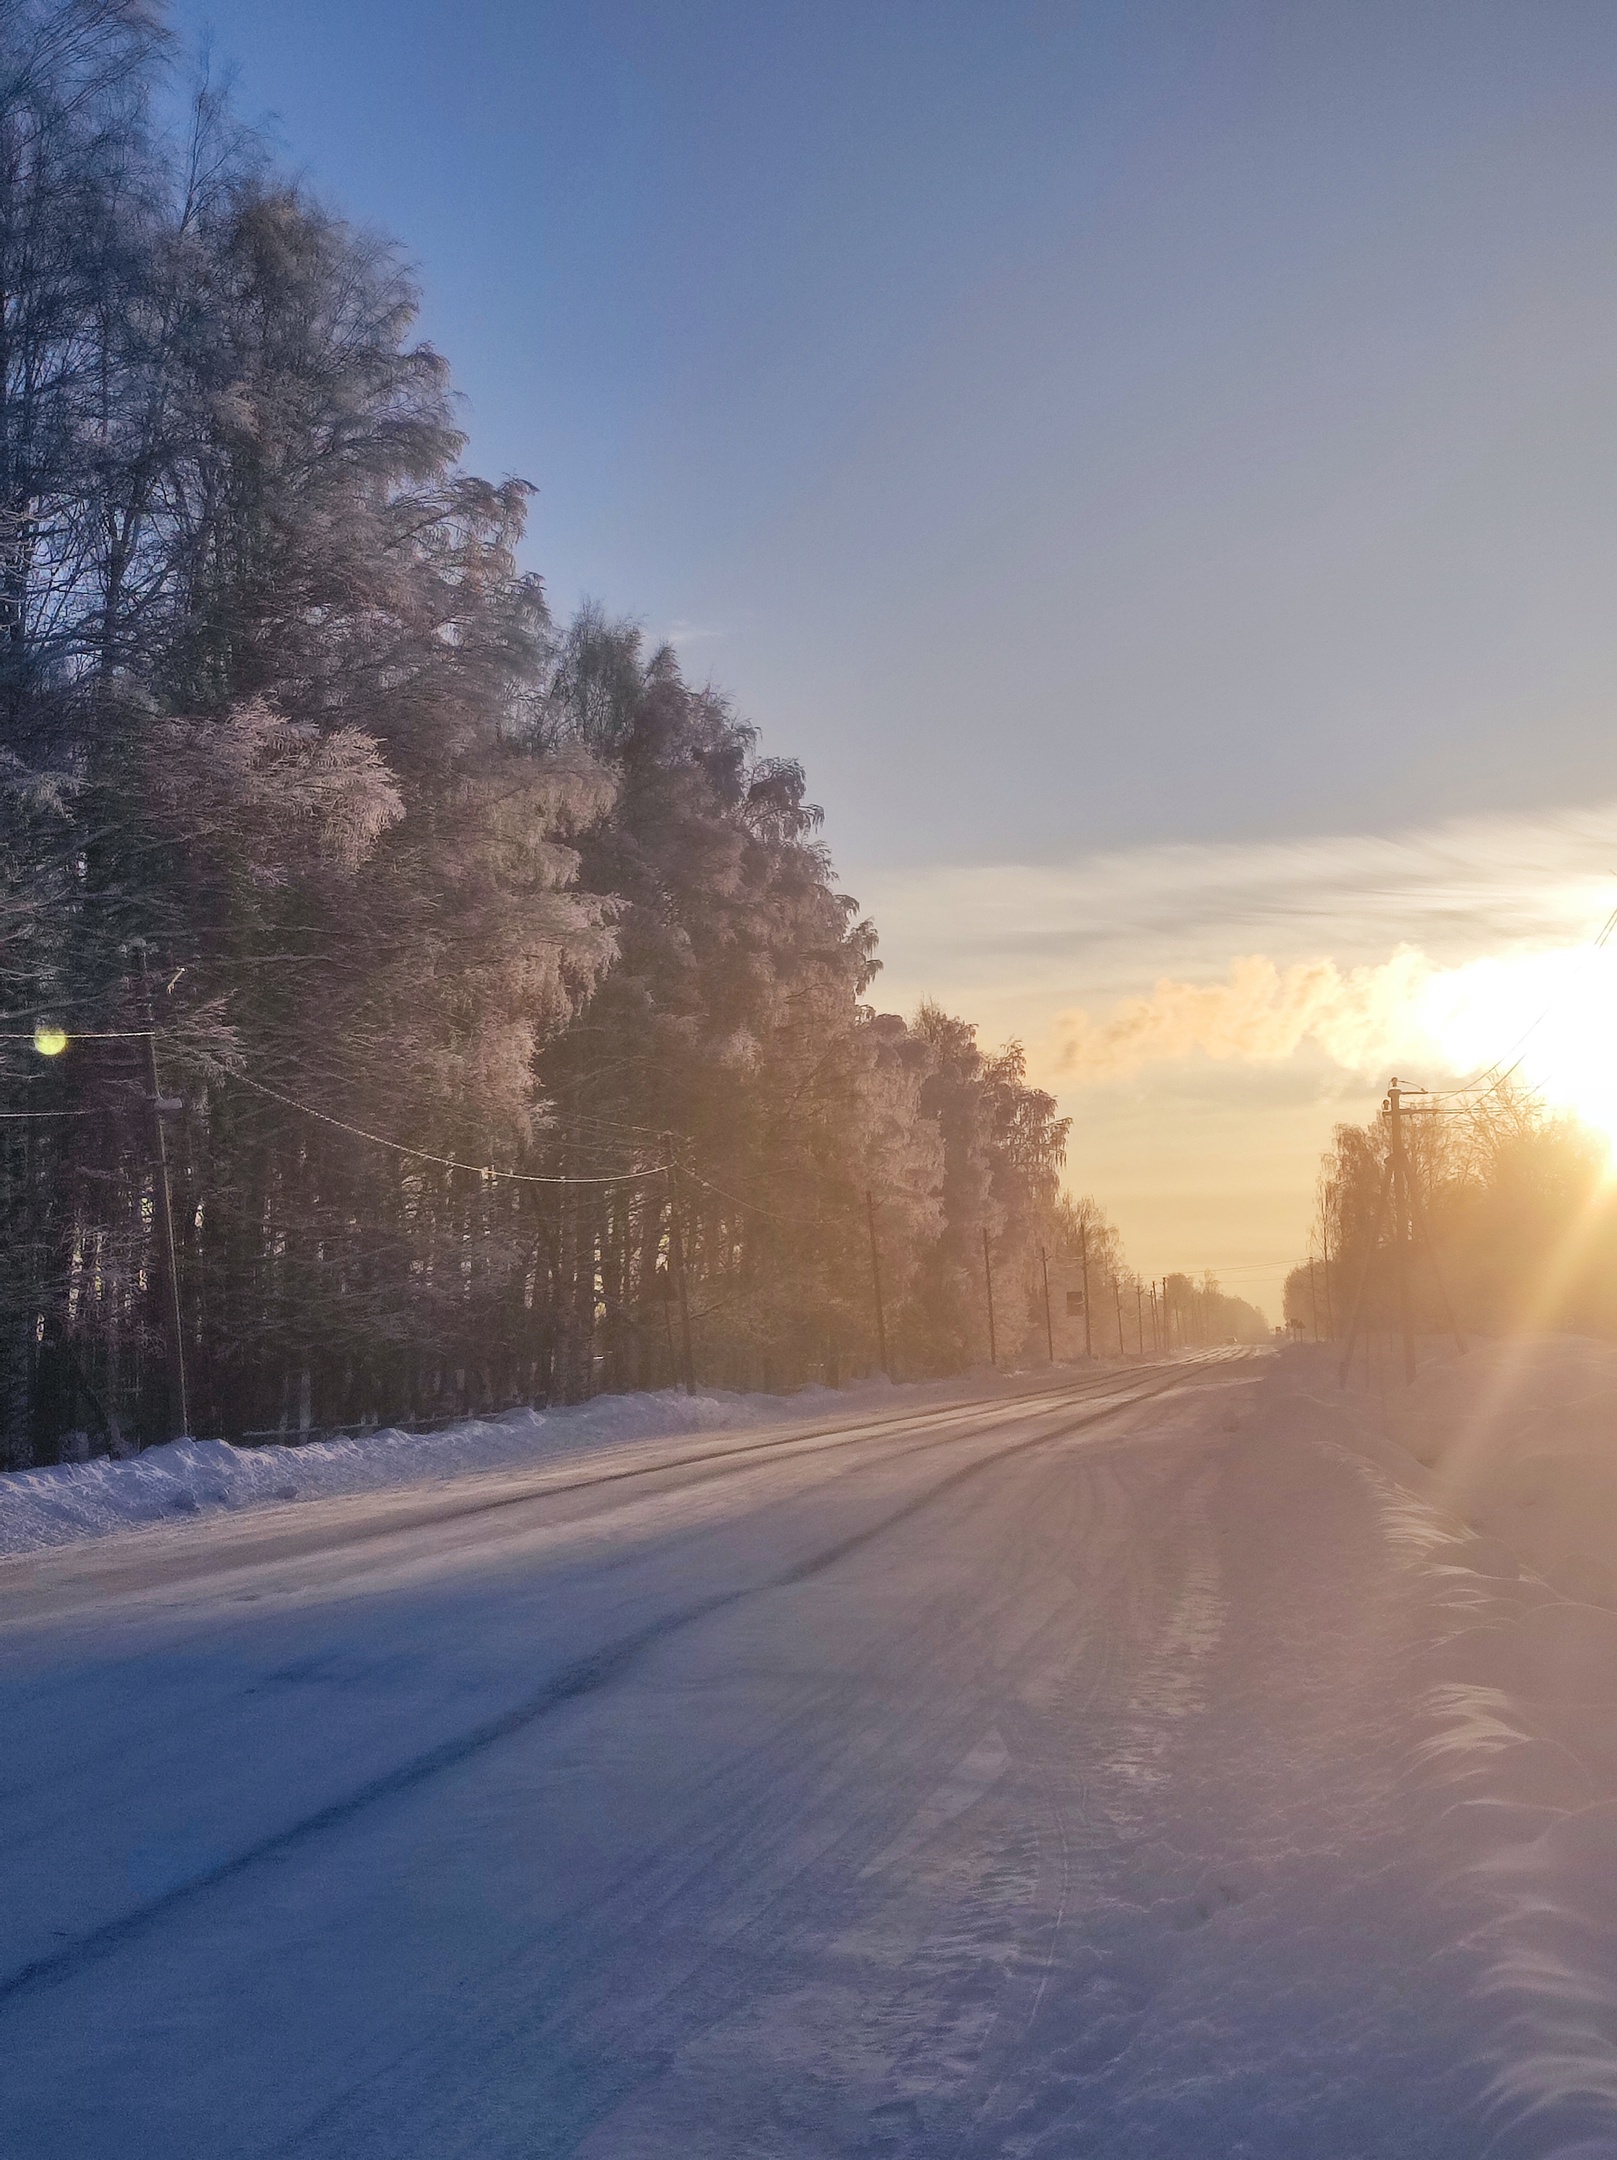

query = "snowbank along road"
[4,1347,1617,2157]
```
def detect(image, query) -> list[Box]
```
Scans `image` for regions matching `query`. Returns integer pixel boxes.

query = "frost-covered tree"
[1289,1083,1617,1347]
[0,8,1122,1461]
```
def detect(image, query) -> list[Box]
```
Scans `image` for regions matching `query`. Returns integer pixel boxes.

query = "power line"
[0,1016,715,1188]
[1426,900,1617,1105]
[688,1169,827,1231]
[0,1109,105,1119]
[225,1070,670,1188]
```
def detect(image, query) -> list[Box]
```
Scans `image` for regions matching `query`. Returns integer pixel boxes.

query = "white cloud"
[846,798,1617,1307]
[1056,949,1435,1080]
[858,797,1617,1027]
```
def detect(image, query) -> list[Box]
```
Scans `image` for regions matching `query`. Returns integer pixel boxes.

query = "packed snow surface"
[6,1345,1617,2156]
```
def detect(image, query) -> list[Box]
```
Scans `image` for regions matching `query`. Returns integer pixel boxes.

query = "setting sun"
[1418,943,1617,1147]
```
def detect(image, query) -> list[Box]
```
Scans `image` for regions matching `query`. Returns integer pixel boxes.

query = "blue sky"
[166,0,1617,1300]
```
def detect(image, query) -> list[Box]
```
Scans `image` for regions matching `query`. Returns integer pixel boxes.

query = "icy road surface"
[3,1350,1613,2157]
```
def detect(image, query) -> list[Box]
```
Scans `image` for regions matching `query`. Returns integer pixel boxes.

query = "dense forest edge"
[0,4,1269,1466]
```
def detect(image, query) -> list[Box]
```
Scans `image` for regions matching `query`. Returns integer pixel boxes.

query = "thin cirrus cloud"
[850,793,1617,1309]
[858,794,1617,1080]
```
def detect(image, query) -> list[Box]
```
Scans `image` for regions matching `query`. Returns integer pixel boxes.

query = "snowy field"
[5,1345,1617,2156]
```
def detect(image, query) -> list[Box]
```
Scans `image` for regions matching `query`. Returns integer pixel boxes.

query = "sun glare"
[1418,945,1617,1149]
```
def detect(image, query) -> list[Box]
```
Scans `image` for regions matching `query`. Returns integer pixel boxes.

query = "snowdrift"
[0,1384,869,1558]
[0,1362,1112,1561]
[1324,1332,1617,1608]
[1283,1341,1617,2154]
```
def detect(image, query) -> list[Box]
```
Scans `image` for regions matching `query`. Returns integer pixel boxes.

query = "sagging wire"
[0,1109,105,1119]
[688,1169,828,1231]
[1,1018,672,1186]
[224,1070,671,1188]
[1426,900,1617,1108]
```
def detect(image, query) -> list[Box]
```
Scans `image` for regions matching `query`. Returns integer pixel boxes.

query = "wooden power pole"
[982,1226,997,1367]
[1338,1076,1462,1385]
[865,1191,889,1377]
[1387,1078,1417,1384]
[135,946,188,1442]
[667,1155,696,1396]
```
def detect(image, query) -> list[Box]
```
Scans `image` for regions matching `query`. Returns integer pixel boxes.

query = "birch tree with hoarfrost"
[0,3,1111,1463]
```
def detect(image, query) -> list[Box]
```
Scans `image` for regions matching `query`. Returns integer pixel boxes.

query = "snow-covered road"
[4,1350,1614,2157]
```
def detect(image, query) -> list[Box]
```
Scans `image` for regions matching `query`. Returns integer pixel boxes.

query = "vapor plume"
[1057,949,1434,1081]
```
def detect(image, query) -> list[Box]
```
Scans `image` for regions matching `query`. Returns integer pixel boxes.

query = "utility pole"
[1114,1276,1125,1357]
[134,946,188,1442]
[1136,1279,1144,1356]
[667,1154,696,1395]
[1387,1077,1417,1384]
[1079,1218,1093,1358]
[982,1226,997,1367]
[865,1191,889,1377]
[1321,1216,1336,1339]
[1039,1243,1054,1361]
[1308,1255,1320,1341]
